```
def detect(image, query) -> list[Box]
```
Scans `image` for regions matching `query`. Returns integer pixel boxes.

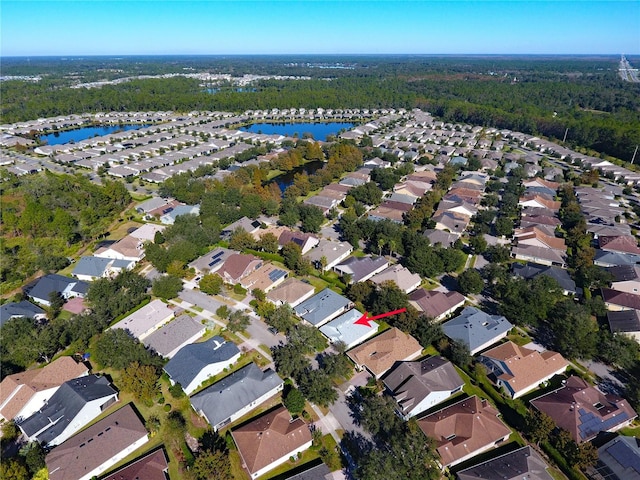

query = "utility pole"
[632,145,639,164]
[562,128,569,144]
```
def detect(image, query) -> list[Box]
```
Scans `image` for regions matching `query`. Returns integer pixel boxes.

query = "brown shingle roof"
[0,357,88,420]
[600,235,640,255]
[346,328,423,378]
[232,405,312,476]
[531,376,637,442]
[102,449,168,480]
[266,278,315,306]
[481,342,568,398]
[217,253,261,283]
[418,395,512,467]
[46,404,149,480]
[408,289,466,320]
[601,288,640,310]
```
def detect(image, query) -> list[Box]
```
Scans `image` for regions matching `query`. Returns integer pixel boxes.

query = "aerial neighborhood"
[1,105,640,480]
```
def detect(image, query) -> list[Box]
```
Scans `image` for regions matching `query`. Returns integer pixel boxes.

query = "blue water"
[40,124,148,145]
[241,122,354,142]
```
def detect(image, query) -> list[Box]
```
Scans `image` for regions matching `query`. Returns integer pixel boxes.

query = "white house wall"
[48,394,118,447]
[183,352,242,395]
[212,383,284,431]
[406,389,460,419]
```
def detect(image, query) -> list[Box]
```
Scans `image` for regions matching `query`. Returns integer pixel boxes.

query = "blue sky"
[2,1,639,56]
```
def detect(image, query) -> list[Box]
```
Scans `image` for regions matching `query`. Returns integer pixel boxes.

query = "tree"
[298,369,338,407]
[119,361,160,404]
[526,410,555,446]
[495,216,515,237]
[48,291,65,320]
[264,304,296,333]
[457,269,484,295]
[151,274,183,299]
[229,228,256,251]
[282,242,312,275]
[94,329,162,370]
[191,450,233,480]
[272,343,310,379]
[549,301,598,359]
[257,232,279,253]
[199,273,223,295]
[165,410,187,436]
[469,235,487,254]
[283,386,306,415]
[321,353,353,380]
[448,340,471,368]
[299,205,325,233]
[0,459,29,480]
[288,324,328,354]
[19,442,46,475]
[216,305,230,319]
[226,310,251,333]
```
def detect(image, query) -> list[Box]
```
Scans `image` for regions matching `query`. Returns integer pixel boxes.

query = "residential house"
[594,250,640,267]
[190,363,284,431]
[128,223,166,242]
[432,211,470,235]
[409,289,466,322]
[18,375,118,447]
[164,336,242,395]
[600,235,640,256]
[102,449,169,480]
[94,235,145,263]
[221,216,262,240]
[160,204,200,224]
[606,265,640,294]
[319,309,379,350]
[370,264,422,293]
[283,463,332,480]
[294,288,353,327]
[601,288,640,311]
[418,395,512,467]
[45,404,149,480]
[591,435,640,480]
[423,229,460,247]
[518,194,561,211]
[232,405,313,479]
[71,256,134,282]
[519,214,561,230]
[278,230,320,254]
[240,263,289,293]
[442,307,513,355]
[143,314,206,359]
[305,240,353,271]
[347,327,423,378]
[188,247,235,275]
[368,200,412,224]
[27,274,89,307]
[382,356,464,419]
[0,357,89,422]
[607,310,640,343]
[514,227,566,251]
[511,244,568,268]
[110,299,175,341]
[479,341,568,399]
[266,278,315,308]
[457,446,554,480]
[216,253,262,284]
[0,300,45,327]
[512,263,580,296]
[333,256,389,284]
[531,376,637,442]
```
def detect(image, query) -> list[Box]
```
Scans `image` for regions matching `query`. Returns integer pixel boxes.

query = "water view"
[241,121,354,142]
[272,159,325,193]
[40,124,148,145]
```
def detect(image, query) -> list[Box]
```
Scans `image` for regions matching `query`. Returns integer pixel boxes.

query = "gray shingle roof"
[0,300,45,327]
[442,307,513,354]
[72,256,112,278]
[27,274,89,304]
[143,314,205,358]
[18,375,117,446]
[294,288,352,326]
[190,363,283,429]
[457,445,553,480]
[164,336,240,387]
[512,262,580,294]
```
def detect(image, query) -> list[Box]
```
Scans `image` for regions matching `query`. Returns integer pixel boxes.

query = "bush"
[169,382,186,399]
[164,404,172,412]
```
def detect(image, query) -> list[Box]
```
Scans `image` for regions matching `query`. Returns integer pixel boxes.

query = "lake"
[272,159,326,193]
[241,121,354,142]
[40,124,148,145]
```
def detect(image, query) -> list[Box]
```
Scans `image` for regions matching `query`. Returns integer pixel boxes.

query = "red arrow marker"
[354,308,407,327]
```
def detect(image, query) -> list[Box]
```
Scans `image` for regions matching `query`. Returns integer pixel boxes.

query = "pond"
[39,124,148,146]
[241,121,354,142]
[271,159,326,193]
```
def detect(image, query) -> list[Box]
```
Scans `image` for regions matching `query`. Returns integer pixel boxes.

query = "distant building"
[442,307,513,355]
[457,445,554,480]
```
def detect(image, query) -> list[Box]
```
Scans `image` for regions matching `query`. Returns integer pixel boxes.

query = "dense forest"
[1,56,639,161]
[0,171,131,293]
